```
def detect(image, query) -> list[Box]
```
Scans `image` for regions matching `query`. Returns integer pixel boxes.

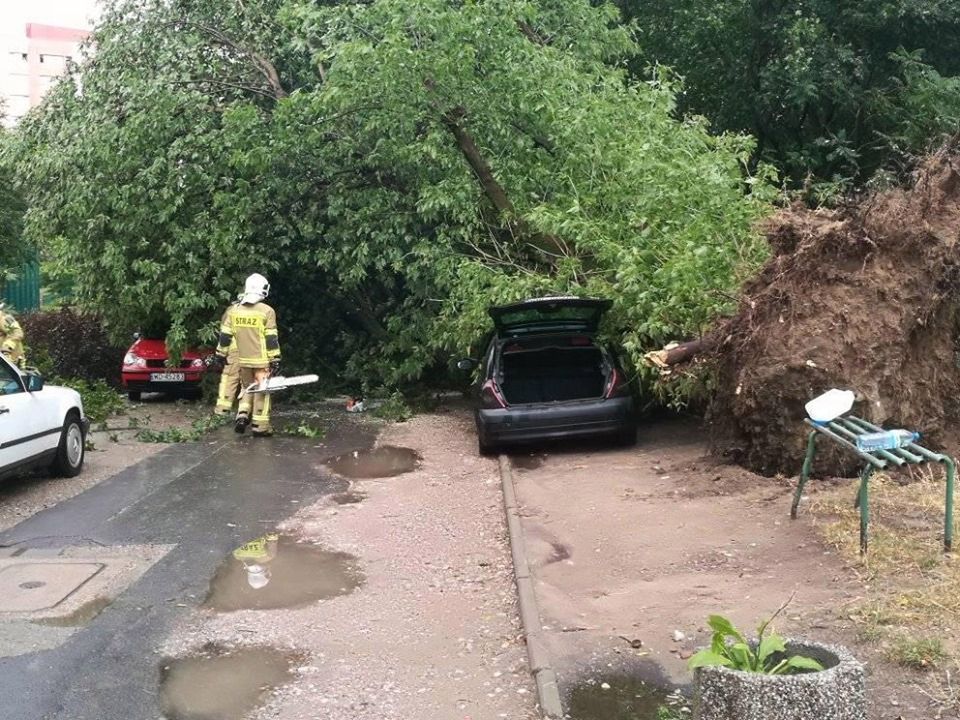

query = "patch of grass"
[136,413,229,443]
[806,469,959,659]
[657,707,685,720]
[888,636,947,670]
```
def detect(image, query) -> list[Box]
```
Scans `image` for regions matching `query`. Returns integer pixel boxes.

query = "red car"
[121,335,209,401]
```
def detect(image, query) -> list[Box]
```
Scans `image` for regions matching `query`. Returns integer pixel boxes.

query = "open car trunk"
[499,340,608,405]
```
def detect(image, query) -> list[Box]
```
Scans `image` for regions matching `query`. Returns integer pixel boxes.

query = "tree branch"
[517,20,550,46]
[171,20,288,99]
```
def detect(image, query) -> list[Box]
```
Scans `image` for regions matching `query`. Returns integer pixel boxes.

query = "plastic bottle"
[855,429,920,452]
[805,389,855,424]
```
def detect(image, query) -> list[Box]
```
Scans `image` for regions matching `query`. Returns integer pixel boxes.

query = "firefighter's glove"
[269,359,281,376]
[206,354,226,371]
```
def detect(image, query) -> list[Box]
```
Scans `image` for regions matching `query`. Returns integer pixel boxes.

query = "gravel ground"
[162,409,538,720]
[0,396,209,533]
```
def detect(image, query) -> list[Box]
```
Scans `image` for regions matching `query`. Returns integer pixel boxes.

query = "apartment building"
[1,23,89,126]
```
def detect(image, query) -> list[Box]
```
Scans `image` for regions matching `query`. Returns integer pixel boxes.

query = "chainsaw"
[240,374,319,396]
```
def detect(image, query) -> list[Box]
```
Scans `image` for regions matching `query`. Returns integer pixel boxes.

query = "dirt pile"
[708,150,960,476]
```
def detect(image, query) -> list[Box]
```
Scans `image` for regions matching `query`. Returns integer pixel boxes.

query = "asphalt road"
[0,420,375,720]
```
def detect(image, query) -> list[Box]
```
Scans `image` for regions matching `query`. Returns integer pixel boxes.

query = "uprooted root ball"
[708,150,960,476]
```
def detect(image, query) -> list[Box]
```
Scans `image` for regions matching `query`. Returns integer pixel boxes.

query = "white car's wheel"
[51,413,85,477]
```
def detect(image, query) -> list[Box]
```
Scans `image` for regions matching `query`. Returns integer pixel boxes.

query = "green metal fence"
[2,260,41,312]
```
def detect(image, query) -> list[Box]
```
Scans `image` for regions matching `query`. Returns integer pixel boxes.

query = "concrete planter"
[693,640,865,720]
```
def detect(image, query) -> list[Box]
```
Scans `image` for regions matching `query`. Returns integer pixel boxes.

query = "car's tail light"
[123,352,146,368]
[190,358,205,368]
[604,368,630,399]
[480,379,507,409]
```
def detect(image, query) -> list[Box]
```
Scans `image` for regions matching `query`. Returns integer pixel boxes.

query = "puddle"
[330,491,365,505]
[324,446,421,478]
[511,453,546,471]
[160,645,296,720]
[204,534,362,612]
[34,596,111,627]
[567,675,680,720]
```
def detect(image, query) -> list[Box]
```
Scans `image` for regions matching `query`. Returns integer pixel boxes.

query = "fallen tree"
[649,149,960,475]
[12,0,771,390]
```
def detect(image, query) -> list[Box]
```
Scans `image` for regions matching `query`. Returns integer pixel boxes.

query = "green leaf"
[757,633,787,667]
[687,649,734,670]
[707,615,746,644]
[784,655,825,673]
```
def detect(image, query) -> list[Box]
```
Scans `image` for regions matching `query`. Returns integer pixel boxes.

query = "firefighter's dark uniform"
[216,301,280,434]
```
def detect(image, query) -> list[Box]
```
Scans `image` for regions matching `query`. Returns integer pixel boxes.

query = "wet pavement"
[204,533,362,612]
[0,417,376,720]
[324,445,421,478]
[159,645,298,720]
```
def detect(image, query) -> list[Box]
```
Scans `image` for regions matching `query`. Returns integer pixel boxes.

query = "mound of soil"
[708,151,960,476]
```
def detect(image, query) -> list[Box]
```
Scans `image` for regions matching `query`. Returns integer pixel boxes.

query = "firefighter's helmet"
[241,273,270,304]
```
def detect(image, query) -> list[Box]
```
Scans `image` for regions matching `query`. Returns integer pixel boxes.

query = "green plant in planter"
[688,614,824,675]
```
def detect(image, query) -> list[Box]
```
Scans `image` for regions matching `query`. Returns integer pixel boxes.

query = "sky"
[0,0,101,36]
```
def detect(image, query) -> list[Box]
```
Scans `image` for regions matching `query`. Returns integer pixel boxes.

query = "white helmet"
[245,564,271,590]
[241,273,270,304]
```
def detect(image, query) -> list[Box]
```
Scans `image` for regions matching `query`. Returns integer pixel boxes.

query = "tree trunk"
[643,335,718,369]
[441,106,568,260]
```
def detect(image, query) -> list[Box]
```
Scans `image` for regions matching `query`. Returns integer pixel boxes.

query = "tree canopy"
[0,126,26,277]
[620,0,960,195]
[12,0,771,390]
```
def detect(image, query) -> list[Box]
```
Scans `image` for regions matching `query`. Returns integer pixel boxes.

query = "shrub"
[53,377,126,424]
[20,307,124,386]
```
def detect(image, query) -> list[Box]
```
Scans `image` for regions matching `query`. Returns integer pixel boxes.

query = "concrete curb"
[498,455,565,720]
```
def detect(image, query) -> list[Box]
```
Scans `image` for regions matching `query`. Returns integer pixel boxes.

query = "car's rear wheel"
[128,391,141,402]
[51,413,85,477]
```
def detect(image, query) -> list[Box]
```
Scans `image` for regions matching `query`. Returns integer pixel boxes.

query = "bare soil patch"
[511,415,945,719]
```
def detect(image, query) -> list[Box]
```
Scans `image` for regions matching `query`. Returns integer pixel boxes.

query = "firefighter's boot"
[235,411,251,434]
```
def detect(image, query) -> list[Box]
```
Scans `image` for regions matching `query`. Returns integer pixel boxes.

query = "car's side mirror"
[457,358,477,371]
[25,372,44,392]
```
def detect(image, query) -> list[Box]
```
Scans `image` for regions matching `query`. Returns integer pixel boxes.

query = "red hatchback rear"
[121,336,208,401]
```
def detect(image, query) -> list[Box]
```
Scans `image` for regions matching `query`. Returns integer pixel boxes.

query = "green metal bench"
[790,415,956,555]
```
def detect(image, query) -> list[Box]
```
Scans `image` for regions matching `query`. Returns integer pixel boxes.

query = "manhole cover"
[0,563,105,612]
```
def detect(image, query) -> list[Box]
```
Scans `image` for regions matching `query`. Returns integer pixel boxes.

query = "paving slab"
[0,562,104,612]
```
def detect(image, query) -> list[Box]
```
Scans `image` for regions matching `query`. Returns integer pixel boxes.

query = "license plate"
[150,372,185,382]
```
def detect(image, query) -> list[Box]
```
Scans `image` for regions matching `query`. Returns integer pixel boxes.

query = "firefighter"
[212,273,280,436]
[0,303,25,368]
[214,295,242,414]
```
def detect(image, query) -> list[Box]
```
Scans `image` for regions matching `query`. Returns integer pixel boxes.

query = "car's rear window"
[497,306,601,327]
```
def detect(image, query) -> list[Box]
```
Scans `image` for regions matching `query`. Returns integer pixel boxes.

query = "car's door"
[0,358,55,470]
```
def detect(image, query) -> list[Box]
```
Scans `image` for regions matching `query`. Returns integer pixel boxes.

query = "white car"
[0,353,89,480]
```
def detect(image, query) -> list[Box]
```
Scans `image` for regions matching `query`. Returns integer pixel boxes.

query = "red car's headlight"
[124,352,146,368]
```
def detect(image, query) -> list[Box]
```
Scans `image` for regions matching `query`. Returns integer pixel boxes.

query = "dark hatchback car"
[460,297,635,454]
